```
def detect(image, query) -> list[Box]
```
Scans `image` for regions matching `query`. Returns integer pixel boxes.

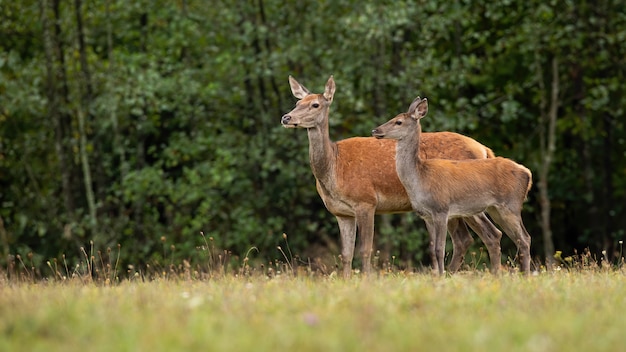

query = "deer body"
[372,97,532,274]
[318,134,493,215]
[282,76,503,277]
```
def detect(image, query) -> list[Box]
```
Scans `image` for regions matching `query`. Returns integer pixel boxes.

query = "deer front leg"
[423,219,439,274]
[355,207,376,276]
[447,218,474,273]
[425,215,449,275]
[336,215,357,278]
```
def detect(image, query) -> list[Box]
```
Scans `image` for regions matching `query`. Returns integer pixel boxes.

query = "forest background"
[1,0,624,274]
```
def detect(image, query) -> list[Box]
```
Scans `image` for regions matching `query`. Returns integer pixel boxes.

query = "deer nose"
[281,115,291,125]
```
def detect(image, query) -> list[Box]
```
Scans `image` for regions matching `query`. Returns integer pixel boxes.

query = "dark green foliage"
[0,0,624,274]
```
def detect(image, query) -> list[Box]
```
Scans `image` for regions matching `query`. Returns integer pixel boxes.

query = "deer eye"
[312,103,320,108]
[395,120,402,125]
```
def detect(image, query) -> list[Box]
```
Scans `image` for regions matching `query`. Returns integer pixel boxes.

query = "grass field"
[1,266,625,352]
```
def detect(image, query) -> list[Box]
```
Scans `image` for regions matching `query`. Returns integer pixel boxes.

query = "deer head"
[371,97,428,140]
[281,75,336,128]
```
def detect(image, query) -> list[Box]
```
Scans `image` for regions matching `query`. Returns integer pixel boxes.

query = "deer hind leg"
[355,207,376,276]
[424,214,449,275]
[336,215,357,278]
[487,208,531,273]
[464,213,503,274]
[447,218,474,273]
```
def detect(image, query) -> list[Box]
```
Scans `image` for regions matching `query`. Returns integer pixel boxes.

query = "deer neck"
[306,109,337,185]
[395,121,425,194]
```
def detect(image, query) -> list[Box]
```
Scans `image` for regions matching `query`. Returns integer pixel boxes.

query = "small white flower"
[189,296,203,308]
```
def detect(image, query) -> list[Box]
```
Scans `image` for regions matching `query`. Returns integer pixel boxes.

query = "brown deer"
[281,75,503,277]
[372,96,533,274]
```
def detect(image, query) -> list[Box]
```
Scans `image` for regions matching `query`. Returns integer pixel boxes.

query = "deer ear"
[289,75,310,99]
[323,75,335,102]
[407,96,422,114]
[412,98,428,120]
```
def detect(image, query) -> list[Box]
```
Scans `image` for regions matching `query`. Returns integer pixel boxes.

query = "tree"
[1,0,625,275]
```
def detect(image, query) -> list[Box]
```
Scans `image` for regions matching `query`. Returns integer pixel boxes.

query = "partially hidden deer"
[281,75,503,277]
[372,96,533,275]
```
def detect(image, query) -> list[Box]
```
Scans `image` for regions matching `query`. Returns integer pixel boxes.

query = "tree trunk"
[0,216,9,262]
[256,0,283,117]
[601,113,615,259]
[41,0,76,219]
[77,107,97,226]
[74,0,98,228]
[132,12,150,239]
[105,0,128,211]
[536,55,559,268]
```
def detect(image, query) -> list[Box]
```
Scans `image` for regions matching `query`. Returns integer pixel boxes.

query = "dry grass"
[2,238,625,351]
[0,264,625,352]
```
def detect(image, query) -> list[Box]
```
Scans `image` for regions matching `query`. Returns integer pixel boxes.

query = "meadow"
[1,261,625,352]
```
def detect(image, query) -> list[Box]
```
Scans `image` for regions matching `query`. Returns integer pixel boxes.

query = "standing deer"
[281,75,503,277]
[372,97,533,274]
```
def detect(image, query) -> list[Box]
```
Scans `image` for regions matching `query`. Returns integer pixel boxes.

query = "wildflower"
[302,312,320,327]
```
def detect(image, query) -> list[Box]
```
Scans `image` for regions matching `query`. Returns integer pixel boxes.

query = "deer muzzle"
[371,129,384,139]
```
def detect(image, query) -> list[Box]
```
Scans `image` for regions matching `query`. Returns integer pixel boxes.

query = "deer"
[371,96,533,275]
[281,75,504,278]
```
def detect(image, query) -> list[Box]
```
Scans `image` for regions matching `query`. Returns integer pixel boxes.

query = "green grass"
[1,269,625,352]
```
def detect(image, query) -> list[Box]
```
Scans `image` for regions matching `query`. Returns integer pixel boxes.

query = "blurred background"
[1,0,624,274]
